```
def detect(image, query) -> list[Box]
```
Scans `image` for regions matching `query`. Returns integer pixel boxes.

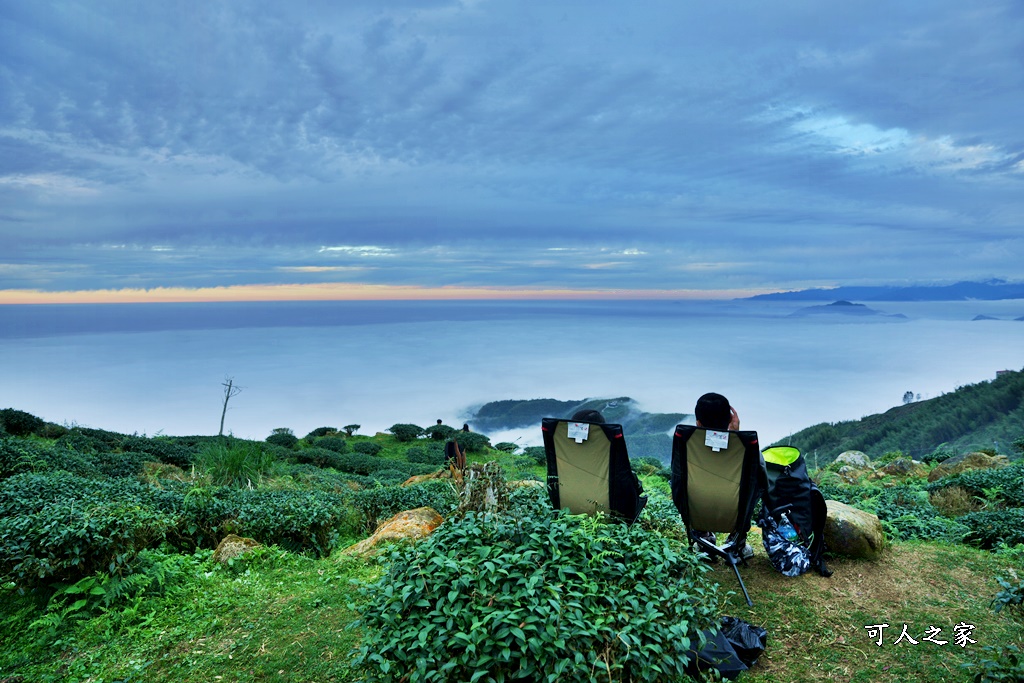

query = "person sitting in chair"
[693,392,753,560]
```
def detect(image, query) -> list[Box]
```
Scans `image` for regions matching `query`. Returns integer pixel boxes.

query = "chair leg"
[724,554,754,606]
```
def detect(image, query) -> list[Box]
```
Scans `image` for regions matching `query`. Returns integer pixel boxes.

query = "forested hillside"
[469,397,687,463]
[775,368,1024,461]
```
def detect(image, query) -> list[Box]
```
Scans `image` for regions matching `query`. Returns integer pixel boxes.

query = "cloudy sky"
[2,0,1023,302]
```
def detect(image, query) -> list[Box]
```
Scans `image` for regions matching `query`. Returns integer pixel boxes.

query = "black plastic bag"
[685,617,768,680]
[721,616,768,667]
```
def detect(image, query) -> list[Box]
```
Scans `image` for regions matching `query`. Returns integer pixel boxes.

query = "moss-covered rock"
[824,500,885,559]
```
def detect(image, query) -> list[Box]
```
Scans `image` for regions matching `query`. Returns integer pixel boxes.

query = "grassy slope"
[2,423,1023,682]
[3,511,1022,682]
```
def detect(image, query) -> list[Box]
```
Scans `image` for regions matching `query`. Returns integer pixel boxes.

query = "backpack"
[758,446,832,577]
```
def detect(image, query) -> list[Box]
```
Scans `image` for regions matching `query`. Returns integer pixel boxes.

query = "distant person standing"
[462,423,470,432]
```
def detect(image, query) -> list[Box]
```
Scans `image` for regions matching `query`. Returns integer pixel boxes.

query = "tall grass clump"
[197,441,276,487]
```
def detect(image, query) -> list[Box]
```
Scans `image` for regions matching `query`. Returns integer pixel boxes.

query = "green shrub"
[493,441,518,453]
[266,429,299,450]
[197,441,276,487]
[926,462,1024,507]
[353,441,383,456]
[292,447,346,470]
[173,486,353,556]
[425,425,456,441]
[961,509,1024,549]
[94,450,151,478]
[963,645,1024,682]
[991,575,1024,614]
[633,456,670,478]
[354,508,719,682]
[0,473,179,587]
[0,409,46,437]
[304,427,337,440]
[922,448,957,464]
[388,424,424,442]
[523,446,547,465]
[406,446,444,466]
[315,436,349,454]
[454,431,490,453]
[350,481,458,531]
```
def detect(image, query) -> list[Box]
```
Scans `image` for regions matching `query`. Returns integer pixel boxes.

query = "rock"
[824,500,885,559]
[836,465,864,485]
[343,507,444,556]
[927,452,1009,483]
[213,534,262,564]
[874,458,928,480]
[834,451,871,468]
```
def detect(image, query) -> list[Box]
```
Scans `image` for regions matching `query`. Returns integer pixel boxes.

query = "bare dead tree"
[219,377,242,437]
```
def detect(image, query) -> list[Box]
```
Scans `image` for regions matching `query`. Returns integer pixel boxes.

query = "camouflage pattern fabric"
[760,514,811,577]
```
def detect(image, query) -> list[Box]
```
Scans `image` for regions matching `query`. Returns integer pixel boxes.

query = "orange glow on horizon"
[0,282,771,304]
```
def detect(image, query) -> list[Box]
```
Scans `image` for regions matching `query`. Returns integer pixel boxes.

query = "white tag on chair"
[705,430,728,452]
[567,422,590,443]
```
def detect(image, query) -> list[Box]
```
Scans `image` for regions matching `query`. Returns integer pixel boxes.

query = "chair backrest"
[671,425,761,536]
[541,418,646,523]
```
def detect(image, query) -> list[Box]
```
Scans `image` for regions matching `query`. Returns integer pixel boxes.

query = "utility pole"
[219,377,242,437]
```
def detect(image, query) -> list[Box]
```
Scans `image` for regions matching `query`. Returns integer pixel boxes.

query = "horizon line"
[0,282,775,305]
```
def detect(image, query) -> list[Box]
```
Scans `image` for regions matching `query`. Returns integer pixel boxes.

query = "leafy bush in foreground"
[354,508,719,682]
[0,473,178,587]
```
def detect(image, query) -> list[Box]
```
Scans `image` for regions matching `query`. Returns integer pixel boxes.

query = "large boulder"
[824,500,885,559]
[834,451,871,468]
[213,534,262,564]
[343,507,444,556]
[927,452,1009,483]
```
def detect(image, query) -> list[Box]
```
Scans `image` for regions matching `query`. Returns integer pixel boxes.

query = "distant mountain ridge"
[775,368,1024,463]
[746,279,1024,302]
[469,397,689,463]
[787,300,908,319]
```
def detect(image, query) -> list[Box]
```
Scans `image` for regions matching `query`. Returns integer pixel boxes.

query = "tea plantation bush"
[0,408,46,436]
[389,424,424,442]
[455,431,491,453]
[0,473,180,587]
[178,487,352,556]
[926,462,1024,507]
[315,436,349,454]
[523,446,547,465]
[292,446,347,469]
[406,444,444,466]
[350,480,458,531]
[355,506,719,682]
[960,509,1024,549]
[353,441,383,456]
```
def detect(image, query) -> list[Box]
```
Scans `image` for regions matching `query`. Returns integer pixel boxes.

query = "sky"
[2,0,1023,303]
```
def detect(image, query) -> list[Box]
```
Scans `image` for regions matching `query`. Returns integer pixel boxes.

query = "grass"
[709,534,1024,682]
[3,534,1021,682]
[3,429,1022,682]
[1,546,379,683]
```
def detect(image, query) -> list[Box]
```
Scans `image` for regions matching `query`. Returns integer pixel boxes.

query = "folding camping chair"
[541,417,647,524]
[671,424,764,606]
